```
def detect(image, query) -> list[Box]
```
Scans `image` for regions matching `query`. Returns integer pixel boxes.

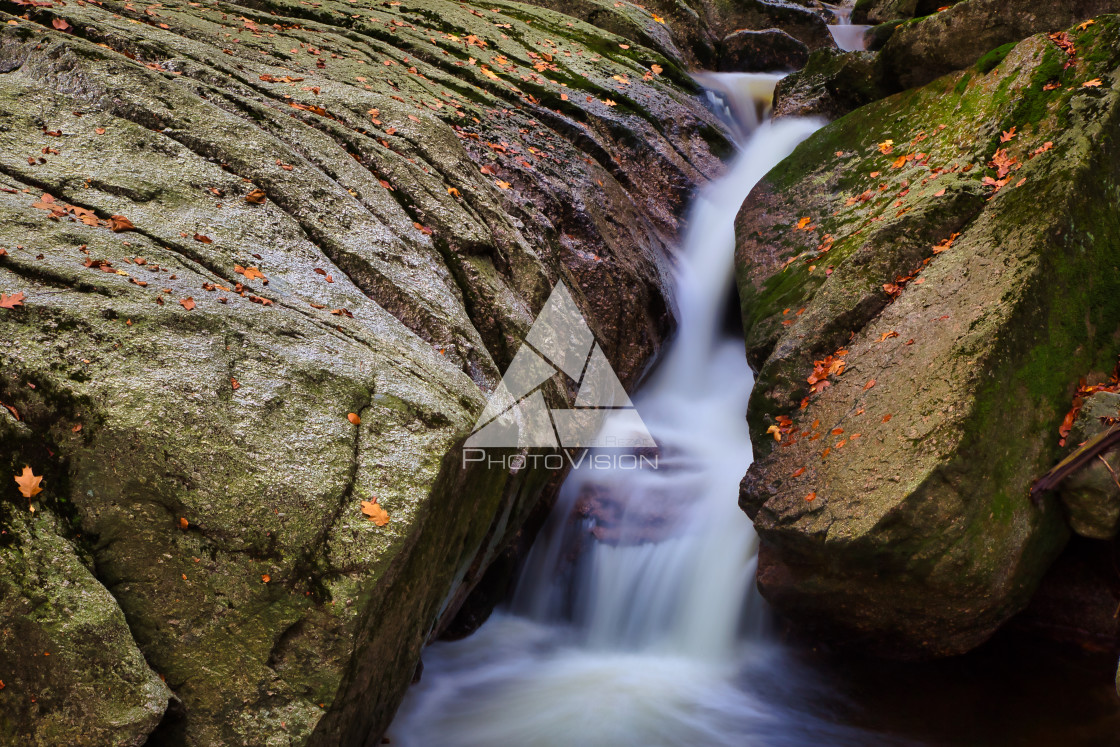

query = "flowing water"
[825,1,871,52]
[386,75,900,747]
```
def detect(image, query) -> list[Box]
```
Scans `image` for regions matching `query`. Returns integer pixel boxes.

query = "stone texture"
[719,28,809,72]
[0,0,728,743]
[1059,392,1120,539]
[735,18,1120,657]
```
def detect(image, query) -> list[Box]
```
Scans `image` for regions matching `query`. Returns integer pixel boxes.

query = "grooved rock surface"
[0,0,727,743]
[735,18,1120,657]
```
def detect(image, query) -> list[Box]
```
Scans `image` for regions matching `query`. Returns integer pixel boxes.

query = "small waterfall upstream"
[388,74,893,747]
[825,2,871,52]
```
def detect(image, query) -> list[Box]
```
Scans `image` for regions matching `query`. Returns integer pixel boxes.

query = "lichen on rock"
[0,0,728,742]
[735,16,1120,657]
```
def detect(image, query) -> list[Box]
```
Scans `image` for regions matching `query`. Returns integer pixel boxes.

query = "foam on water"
[387,72,901,747]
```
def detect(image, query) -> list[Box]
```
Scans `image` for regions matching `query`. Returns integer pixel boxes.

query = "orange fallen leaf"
[999,126,1017,143]
[52,17,72,31]
[14,466,43,498]
[0,292,25,310]
[108,215,135,232]
[831,428,844,435]
[863,379,876,390]
[236,265,266,281]
[805,491,816,502]
[1079,19,1096,30]
[496,180,511,190]
[795,216,812,230]
[261,574,271,583]
[245,189,267,204]
[193,234,213,244]
[179,517,189,530]
[791,467,806,477]
[179,297,196,311]
[347,412,361,425]
[361,499,390,526]
[882,413,892,423]
[231,378,240,390]
[1083,78,1103,88]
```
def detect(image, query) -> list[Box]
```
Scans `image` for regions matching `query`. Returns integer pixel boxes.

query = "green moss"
[976,42,1016,74]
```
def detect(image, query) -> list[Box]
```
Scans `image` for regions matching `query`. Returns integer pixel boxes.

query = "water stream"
[825,1,871,52]
[386,75,899,746]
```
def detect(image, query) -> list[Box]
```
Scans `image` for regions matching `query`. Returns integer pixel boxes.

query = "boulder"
[852,0,963,25]
[773,49,886,118]
[879,0,1120,91]
[736,18,1120,657]
[1059,391,1120,539]
[720,29,810,72]
[0,0,726,743]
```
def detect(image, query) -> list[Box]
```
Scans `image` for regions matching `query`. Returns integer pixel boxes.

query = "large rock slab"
[0,0,726,743]
[736,18,1120,657]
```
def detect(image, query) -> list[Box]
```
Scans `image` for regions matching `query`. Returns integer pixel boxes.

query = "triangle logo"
[465,283,656,449]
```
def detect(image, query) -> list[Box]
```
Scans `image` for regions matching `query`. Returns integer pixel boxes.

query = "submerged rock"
[735,17,1120,657]
[0,0,726,743]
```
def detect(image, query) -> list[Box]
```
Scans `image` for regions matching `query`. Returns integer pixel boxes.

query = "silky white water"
[387,76,892,747]
[825,1,871,52]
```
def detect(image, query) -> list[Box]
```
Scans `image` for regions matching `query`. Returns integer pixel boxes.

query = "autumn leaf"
[863,379,876,390]
[245,189,267,204]
[413,222,433,235]
[1082,78,1103,88]
[14,466,43,498]
[652,14,664,23]
[882,413,892,423]
[999,126,1017,142]
[236,265,266,281]
[791,467,806,477]
[108,215,135,232]
[877,140,894,154]
[0,292,25,310]
[1079,19,1096,30]
[805,491,816,502]
[179,297,196,311]
[650,64,662,75]
[603,99,618,107]
[51,17,72,31]
[361,499,390,526]
[193,233,213,244]
[347,412,361,425]
[447,187,460,197]
[179,517,189,530]
[262,574,271,583]
[795,216,812,230]
[495,180,511,190]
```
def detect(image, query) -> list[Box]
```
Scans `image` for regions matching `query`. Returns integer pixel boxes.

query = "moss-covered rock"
[735,17,1120,657]
[773,48,887,118]
[1059,392,1120,538]
[852,0,963,25]
[0,503,171,746]
[0,0,726,743]
[879,0,1120,91]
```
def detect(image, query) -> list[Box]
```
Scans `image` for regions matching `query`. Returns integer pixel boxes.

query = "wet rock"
[1059,392,1120,539]
[719,29,810,72]
[772,49,886,118]
[852,0,963,25]
[0,0,727,743]
[0,502,171,746]
[735,17,1120,657]
[879,0,1120,91]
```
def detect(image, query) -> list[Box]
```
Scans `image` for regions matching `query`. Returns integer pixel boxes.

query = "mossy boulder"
[1059,392,1120,539]
[735,17,1120,657]
[879,0,1120,91]
[0,0,725,743]
[852,0,963,25]
[773,48,887,118]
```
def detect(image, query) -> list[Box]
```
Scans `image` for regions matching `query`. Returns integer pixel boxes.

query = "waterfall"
[386,75,894,747]
[825,1,871,52]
